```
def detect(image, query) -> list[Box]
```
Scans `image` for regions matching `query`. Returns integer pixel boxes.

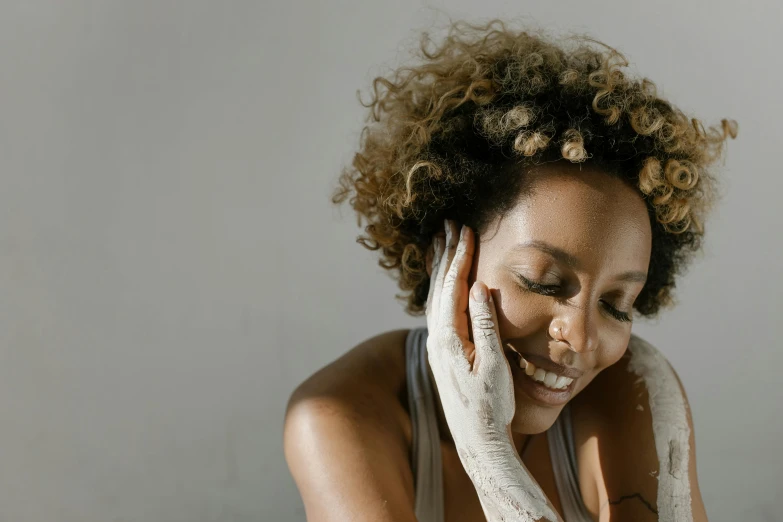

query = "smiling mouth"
[504,343,574,391]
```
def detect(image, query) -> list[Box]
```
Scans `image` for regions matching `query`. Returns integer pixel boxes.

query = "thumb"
[468,281,504,375]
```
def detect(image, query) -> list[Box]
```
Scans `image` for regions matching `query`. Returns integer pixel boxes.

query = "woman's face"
[468,161,652,434]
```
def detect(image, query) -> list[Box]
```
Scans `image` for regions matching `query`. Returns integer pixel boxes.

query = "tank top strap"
[405,326,445,522]
[547,402,595,521]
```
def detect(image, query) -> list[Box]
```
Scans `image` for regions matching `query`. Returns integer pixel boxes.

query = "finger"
[425,236,443,321]
[428,227,448,323]
[467,281,505,377]
[440,224,475,335]
[430,219,458,326]
[436,219,460,322]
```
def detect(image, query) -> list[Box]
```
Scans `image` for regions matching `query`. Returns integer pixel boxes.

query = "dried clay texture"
[627,335,693,522]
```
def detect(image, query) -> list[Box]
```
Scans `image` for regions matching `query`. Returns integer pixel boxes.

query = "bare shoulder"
[286,328,411,430]
[569,334,708,521]
[283,329,418,522]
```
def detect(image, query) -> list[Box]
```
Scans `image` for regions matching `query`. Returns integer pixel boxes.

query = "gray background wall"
[0,1,779,521]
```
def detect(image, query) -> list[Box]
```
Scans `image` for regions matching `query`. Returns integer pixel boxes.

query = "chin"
[509,394,566,435]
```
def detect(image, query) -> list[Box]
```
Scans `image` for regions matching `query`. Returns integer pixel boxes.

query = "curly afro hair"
[333,18,737,317]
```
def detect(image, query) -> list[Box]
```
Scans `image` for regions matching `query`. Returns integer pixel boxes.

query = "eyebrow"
[511,240,648,284]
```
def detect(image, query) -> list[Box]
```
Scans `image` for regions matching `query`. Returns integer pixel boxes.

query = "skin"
[284,161,709,521]
[452,162,652,436]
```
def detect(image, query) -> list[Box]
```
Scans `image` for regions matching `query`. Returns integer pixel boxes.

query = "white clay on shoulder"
[626,335,693,522]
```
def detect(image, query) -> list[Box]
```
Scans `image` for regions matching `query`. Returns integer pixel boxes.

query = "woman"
[284,19,736,522]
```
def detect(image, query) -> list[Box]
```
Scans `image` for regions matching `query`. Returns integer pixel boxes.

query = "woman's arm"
[451,427,562,522]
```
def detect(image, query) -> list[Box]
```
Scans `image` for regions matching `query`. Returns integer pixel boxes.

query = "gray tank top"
[405,326,594,522]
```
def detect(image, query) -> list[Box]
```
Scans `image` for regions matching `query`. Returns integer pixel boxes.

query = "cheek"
[496,293,550,333]
[596,333,632,371]
[471,250,553,335]
[489,281,553,337]
[572,339,630,396]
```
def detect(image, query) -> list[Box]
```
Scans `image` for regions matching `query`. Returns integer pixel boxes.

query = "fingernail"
[459,225,466,241]
[471,282,487,302]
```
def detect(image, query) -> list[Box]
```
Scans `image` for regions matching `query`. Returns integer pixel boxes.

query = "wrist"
[452,424,513,451]
[456,429,518,477]
[459,436,561,522]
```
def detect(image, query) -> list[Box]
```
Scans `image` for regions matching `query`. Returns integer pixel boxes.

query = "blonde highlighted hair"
[334,19,737,316]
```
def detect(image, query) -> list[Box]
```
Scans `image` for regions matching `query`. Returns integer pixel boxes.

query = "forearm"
[456,429,562,522]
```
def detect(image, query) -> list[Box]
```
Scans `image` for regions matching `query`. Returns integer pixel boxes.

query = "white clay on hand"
[425,219,561,522]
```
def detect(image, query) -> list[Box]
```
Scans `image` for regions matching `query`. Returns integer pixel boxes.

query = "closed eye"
[516,274,633,323]
[515,274,560,296]
[600,300,632,323]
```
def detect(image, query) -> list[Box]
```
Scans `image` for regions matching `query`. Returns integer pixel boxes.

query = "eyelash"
[515,275,633,323]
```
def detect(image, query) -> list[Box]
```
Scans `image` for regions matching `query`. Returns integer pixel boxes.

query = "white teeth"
[516,353,574,390]
[518,356,537,376]
[520,356,574,390]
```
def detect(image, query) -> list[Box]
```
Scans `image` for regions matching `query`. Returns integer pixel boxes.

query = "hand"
[425,220,562,522]
[425,219,516,446]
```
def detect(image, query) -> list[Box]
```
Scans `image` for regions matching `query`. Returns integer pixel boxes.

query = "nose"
[551,301,598,353]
